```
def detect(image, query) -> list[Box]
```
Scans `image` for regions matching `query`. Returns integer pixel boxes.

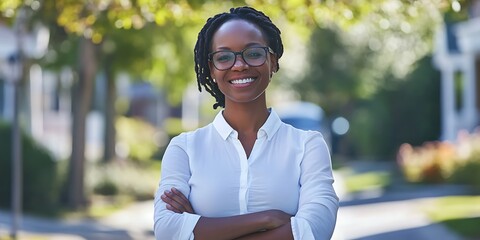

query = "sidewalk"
[0,201,155,240]
[332,161,468,240]
[333,198,465,240]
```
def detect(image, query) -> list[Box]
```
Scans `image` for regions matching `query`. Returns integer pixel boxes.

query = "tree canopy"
[2,0,466,92]
[1,0,473,208]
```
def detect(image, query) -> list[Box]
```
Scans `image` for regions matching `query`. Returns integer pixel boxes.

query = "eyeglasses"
[208,46,274,71]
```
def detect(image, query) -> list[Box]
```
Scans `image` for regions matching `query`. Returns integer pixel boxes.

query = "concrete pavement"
[0,201,155,240]
[333,198,464,240]
[331,161,468,240]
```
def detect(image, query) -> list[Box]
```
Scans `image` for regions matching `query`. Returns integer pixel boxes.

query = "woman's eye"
[245,50,264,59]
[215,53,233,63]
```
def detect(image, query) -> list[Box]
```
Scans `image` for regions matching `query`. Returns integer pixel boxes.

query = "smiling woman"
[153,6,339,240]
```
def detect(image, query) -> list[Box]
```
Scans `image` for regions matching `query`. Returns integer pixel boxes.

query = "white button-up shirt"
[154,109,338,240]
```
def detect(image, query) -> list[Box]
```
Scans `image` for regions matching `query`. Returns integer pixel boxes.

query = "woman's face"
[209,19,277,107]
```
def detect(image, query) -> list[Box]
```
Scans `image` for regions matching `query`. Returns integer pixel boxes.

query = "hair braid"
[194,6,283,109]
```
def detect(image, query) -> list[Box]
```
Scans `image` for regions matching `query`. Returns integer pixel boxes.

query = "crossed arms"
[161,187,294,240]
[153,132,338,240]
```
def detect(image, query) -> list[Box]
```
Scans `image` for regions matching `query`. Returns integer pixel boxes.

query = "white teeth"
[230,78,255,84]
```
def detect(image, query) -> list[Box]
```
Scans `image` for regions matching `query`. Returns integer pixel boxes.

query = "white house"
[433,0,480,141]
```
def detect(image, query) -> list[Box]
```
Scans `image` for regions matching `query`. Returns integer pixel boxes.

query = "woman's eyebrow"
[213,43,265,51]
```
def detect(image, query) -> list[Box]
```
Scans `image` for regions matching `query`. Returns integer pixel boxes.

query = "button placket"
[230,135,249,214]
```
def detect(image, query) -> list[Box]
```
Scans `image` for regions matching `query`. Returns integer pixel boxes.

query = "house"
[433,0,480,141]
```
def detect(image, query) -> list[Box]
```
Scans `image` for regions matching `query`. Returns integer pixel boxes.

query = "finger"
[165,190,190,212]
[171,188,194,213]
[165,203,181,213]
[164,191,188,212]
[172,189,194,213]
[161,194,184,213]
[171,188,186,200]
[171,188,190,204]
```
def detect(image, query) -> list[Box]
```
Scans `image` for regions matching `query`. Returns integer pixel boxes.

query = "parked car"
[275,101,331,148]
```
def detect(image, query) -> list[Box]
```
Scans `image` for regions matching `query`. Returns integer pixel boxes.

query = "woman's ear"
[270,55,278,73]
[269,58,277,79]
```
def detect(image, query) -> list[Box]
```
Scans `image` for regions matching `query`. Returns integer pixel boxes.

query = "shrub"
[449,159,480,191]
[335,55,441,159]
[94,179,119,196]
[0,121,61,215]
[397,141,456,183]
[397,130,480,189]
[448,132,480,191]
[86,161,160,201]
[116,117,159,162]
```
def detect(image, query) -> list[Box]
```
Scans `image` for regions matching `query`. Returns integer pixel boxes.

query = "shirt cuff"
[291,217,315,240]
[180,212,201,240]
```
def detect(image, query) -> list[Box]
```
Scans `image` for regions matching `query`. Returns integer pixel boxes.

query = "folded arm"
[290,133,339,239]
[162,187,293,240]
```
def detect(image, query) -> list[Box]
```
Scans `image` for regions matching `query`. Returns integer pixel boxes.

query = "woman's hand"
[161,187,195,214]
[232,211,292,240]
[262,210,292,230]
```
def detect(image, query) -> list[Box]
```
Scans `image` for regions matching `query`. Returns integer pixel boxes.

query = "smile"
[229,78,255,85]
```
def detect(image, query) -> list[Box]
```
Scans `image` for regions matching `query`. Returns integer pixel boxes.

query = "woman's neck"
[223,101,269,134]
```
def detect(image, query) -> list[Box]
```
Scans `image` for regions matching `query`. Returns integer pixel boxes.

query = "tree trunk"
[103,57,116,162]
[68,38,97,209]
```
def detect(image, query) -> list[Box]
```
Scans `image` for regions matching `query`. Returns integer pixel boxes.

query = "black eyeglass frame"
[208,46,274,71]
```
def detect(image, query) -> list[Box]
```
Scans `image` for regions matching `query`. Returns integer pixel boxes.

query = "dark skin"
[162,19,294,240]
[161,187,292,240]
[209,20,274,158]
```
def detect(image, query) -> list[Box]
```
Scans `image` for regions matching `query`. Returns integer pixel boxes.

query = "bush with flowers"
[397,129,480,190]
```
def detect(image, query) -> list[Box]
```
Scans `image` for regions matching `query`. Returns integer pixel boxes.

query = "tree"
[68,37,97,208]
[38,0,204,209]
[293,26,374,116]
[290,1,469,158]
[30,0,236,209]
[289,0,453,103]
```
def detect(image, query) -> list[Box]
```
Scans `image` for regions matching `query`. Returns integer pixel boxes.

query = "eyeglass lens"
[211,47,268,70]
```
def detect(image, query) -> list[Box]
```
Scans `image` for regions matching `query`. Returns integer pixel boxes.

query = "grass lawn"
[343,170,391,193]
[441,217,480,238]
[0,236,48,240]
[424,196,480,239]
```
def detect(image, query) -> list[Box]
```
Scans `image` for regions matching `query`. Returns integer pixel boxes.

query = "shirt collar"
[213,110,234,140]
[213,108,282,141]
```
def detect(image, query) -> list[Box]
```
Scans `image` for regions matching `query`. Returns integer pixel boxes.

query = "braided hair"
[194,6,284,109]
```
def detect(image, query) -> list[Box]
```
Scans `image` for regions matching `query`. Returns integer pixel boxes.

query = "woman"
[154,6,338,240]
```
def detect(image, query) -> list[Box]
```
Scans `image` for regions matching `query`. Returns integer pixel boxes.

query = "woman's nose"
[231,55,249,70]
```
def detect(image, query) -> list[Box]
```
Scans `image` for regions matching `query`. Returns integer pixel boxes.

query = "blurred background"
[0,0,479,239]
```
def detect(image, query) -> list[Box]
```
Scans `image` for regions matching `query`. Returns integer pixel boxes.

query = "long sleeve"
[154,111,339,239]
[291,132,339,240]
[153,134,201,240]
